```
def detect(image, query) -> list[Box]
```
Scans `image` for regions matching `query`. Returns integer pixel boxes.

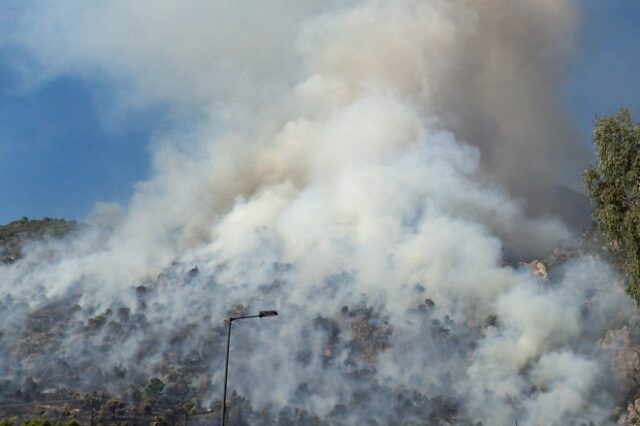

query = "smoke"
[0,0,632,424]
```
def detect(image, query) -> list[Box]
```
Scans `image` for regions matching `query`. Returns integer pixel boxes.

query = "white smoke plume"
[0,1,632,425]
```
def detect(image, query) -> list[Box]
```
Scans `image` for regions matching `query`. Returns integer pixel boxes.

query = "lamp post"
[221,310,278,426]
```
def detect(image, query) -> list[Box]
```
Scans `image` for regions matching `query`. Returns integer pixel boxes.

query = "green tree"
[21,419,52,426]
[104,399,126,420]
[144,377,165,401]
[584,109,640,301]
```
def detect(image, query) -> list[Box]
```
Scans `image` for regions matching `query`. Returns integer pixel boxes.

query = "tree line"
[584,109,640,302]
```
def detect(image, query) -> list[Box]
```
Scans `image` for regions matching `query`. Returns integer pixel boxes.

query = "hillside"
[0,218,79,264]
[0,218,639,425]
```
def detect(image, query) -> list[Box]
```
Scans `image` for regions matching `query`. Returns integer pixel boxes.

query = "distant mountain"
[526,184,593,233]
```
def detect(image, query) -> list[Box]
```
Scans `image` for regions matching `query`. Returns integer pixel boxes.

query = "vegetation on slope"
[0,217,79,264]
[584,109,640,303]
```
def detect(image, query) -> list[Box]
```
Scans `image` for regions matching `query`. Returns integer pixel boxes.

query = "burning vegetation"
[0,218,639,424]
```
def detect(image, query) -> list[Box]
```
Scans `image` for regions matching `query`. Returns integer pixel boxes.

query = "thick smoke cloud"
[0,1,630,425]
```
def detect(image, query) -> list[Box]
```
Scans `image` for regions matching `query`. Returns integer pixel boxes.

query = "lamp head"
[259,310,278,318]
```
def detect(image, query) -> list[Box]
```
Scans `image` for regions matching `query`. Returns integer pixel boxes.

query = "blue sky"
[565,1,640,142]
[0,1,639,225]
[0,62,168,223]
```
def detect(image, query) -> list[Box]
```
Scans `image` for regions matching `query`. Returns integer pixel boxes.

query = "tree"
[584,109,640,301]
[144,377,166,401]
[104,399,126,420]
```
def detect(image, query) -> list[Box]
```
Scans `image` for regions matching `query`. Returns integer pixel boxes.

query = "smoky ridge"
[0,232,633,425]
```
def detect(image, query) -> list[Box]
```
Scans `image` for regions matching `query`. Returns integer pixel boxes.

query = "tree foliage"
[584,109,640,301]
[144,378,165,401]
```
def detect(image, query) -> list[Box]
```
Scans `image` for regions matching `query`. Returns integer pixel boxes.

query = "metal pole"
[220,311,276,426]
[221,318,233,426]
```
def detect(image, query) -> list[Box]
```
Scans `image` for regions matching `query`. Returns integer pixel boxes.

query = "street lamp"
[221,310,278,426]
